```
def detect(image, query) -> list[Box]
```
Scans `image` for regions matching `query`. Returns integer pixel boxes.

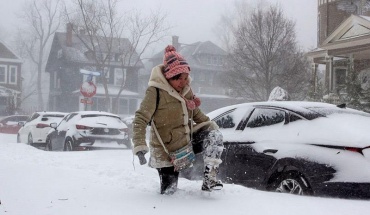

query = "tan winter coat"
[132,64,214,168]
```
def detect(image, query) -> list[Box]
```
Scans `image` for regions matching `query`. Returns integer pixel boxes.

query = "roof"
[53,32,143,67]
[0,40,22,63]
[306,15,370,62]
[151,40,227,70]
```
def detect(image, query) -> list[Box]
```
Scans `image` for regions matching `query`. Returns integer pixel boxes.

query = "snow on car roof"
[71,111,121,118]
[207,101,336,119]
[38,111,67,117]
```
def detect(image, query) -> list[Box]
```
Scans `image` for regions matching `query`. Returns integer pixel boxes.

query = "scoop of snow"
[268,86,290,101]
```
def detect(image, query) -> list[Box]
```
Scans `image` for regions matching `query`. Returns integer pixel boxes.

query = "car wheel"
[27,134,34,146]
[45,138,52,151]
[272,171,312,196]
[64,138,74,151]
[118,139,132,149]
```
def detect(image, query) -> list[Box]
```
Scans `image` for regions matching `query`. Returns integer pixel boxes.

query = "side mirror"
[18,121,25,126]
[50,122,57,129]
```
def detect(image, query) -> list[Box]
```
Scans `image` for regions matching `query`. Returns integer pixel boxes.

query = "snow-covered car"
[17,112,67,147]
[181,101,370,199]
[0,115,29,134]
[45,111,130,151]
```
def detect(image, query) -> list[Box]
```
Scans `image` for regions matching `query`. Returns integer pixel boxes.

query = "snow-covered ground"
[1,133,370,215]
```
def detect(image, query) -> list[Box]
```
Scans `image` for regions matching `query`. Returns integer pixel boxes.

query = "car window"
[289,113,303,123]
[16,116,29,121]
[212,107,253,129]
[212,108,237,129]
[247,108,286,128]
[65,113,78,122]
[27,113,40,122]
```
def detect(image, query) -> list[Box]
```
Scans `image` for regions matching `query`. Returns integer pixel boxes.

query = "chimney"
[172,35,180,50]
[66,23,73,47]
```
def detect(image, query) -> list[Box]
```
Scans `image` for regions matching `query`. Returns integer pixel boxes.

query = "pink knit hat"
[163,45,190,79]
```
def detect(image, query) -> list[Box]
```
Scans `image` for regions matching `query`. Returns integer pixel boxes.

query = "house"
[0,40,22,115]
[307,0,370,103]
[45,24,143,116]
[145,36,239,113]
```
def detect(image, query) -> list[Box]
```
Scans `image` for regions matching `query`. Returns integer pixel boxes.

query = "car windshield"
[306,107,370,117]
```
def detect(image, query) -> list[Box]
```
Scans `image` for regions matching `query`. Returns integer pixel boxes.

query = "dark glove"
[136,151,147,165]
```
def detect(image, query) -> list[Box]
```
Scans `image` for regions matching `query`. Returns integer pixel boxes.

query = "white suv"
[17,111,67,147]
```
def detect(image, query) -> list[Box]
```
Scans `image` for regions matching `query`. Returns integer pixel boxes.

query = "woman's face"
[168,73,189,92]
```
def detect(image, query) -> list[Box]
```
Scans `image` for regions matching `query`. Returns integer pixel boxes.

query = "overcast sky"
[0,0,318,54]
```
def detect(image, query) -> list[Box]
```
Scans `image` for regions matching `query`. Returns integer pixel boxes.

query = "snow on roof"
[55,32,143,67]
[0,86,21,96]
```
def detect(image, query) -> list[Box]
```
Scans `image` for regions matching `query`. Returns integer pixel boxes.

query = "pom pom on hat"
[163,45,190,79]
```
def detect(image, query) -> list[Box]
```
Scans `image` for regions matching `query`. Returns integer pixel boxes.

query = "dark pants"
[157,166,179,194]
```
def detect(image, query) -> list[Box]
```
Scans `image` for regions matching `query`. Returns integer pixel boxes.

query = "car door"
[224,107,286,188]
[210,106,254,180]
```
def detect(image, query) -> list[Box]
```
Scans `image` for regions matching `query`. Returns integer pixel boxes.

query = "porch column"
[311,62,318,94]
[347,54,354,77]
[325,55,333,92]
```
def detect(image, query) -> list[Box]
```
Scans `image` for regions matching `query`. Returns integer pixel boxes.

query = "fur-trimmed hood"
[148,64,192,100]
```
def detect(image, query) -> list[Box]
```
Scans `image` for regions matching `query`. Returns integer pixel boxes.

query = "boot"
[158,167,179,195]
[201,165,223,191]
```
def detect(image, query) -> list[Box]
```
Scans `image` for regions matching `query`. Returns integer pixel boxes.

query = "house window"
[92,97,107,111]
[0,65,7,83]
[9,66,17,84]
[104,67,110,79]
[335,68,347,87]
[118,98,129,114]
[114,68,126,86]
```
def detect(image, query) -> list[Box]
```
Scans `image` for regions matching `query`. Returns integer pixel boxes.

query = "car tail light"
[76,124,92,130]
[344,147,363,154]
[119,128,129,133]
[36,123,49,128]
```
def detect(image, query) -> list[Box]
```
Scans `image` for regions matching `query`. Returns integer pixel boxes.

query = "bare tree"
[112,9,169,114]
[64,0,119,112]
[12,31,38,111]
[224,3,311,101]
[17,0,61,110]
[64,0,169,113]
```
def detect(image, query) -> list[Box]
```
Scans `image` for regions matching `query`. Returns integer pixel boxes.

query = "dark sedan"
[181,101,370,199]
